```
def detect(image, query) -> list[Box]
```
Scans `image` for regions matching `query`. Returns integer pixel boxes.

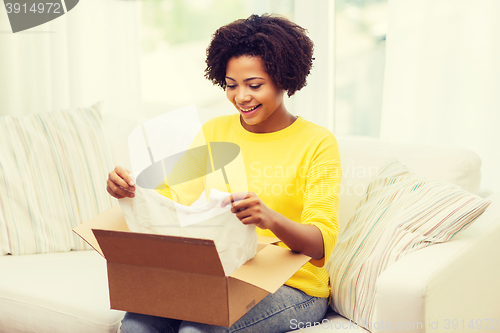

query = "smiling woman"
[111,13,342,333]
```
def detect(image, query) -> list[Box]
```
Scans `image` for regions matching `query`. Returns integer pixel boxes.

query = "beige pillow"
[0,103,115,255]
[326,159,491,331]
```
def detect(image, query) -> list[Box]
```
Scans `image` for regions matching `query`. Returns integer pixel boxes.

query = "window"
[335,0,388,137]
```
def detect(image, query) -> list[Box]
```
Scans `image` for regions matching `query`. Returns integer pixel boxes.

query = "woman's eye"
[250,85,262,89]
[226,85,236,89]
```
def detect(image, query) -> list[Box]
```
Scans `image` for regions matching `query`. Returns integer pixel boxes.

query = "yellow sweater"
[156,114,342,298]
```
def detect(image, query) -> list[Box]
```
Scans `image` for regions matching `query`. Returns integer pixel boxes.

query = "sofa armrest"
[373,194,500,333]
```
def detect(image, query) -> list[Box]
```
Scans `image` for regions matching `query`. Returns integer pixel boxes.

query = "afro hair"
[205,14,314,97]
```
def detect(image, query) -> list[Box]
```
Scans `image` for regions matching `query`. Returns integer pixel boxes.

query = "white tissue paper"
[119,106,257,276]
[119,186,257,276]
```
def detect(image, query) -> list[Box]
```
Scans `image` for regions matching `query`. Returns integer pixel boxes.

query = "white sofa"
[295,137,500,333]
[0,114,499,333]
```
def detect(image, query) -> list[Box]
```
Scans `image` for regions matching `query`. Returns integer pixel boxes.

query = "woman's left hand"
[221,192,278,230]
[222,191,324,260]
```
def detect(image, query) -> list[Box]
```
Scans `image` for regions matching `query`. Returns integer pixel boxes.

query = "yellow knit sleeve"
[301,140,342,268]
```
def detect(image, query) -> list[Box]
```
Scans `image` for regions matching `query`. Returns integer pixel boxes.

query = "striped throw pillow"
[0,103,116,255]
[326,159,491,331]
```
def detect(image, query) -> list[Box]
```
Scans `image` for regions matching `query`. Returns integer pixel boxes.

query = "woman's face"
[225,55,289,133]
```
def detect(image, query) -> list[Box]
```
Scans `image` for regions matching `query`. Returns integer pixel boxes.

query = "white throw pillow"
[336,136,483,232]
[326,159,491,332]
[0,103,115,255]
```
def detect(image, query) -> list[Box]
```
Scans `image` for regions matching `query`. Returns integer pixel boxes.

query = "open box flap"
[257,235,280,244]
[256,234,280,252]
[93,229,225,276]
[73,205,129,257]
[228,245,311,293]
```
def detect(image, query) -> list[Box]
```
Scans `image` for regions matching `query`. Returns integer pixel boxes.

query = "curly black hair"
[205,14,314,97]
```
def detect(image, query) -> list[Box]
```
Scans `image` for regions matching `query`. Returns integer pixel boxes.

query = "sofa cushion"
[0,103,116,254]
[326,159,490,332]
[0,250,124,332]
[336,136,483,231]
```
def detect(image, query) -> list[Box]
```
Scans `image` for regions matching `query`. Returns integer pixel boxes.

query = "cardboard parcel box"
[74,205,311,327]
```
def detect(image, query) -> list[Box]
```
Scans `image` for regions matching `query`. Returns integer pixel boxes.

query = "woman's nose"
[235,88,251,103]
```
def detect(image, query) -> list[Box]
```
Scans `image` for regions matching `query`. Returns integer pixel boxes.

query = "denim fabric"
[120,312,181,333]
[120,285,328,333]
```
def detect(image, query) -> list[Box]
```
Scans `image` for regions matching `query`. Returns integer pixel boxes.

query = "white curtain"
[292,0,335,132]
[381,0,500,194]
[0,0,143,118]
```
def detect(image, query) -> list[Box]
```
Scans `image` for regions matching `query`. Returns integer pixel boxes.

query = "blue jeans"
[120,285,329,333]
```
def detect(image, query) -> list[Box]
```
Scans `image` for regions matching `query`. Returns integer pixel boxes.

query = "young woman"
[107,14,342,333]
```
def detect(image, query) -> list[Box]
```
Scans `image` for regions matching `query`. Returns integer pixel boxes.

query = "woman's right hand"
[106,166,135,199]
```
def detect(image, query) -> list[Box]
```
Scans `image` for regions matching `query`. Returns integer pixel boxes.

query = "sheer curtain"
[0,0,143,118]
[293,0,335,132]
[381,0,500,193]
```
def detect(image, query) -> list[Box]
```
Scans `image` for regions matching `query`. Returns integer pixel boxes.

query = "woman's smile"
[236,104,262,116]
[237,104,261,112]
